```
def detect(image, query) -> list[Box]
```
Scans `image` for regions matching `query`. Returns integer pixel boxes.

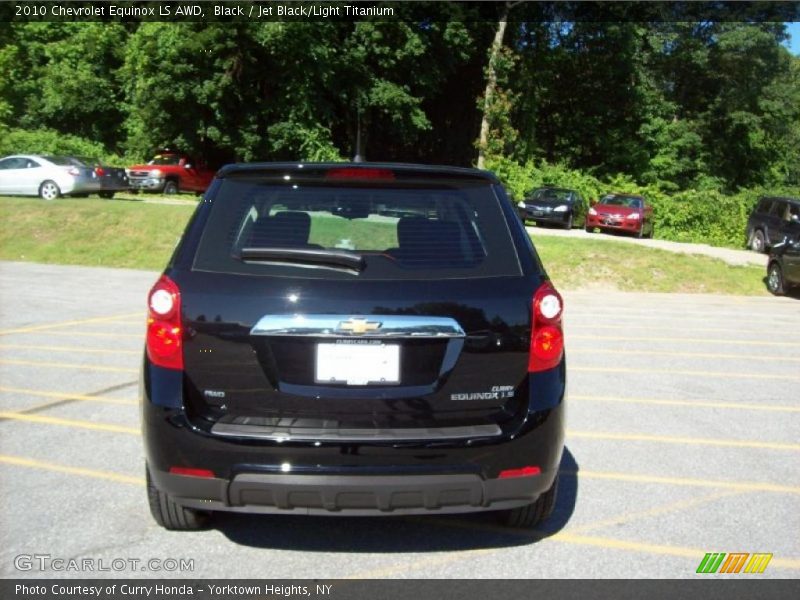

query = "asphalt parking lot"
[0,261,798,579]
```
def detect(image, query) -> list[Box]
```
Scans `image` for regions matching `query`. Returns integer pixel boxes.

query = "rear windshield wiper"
[238,247,365,273]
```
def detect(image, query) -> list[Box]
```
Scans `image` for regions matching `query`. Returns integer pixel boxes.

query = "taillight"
[326,167,395,181]
[169,466,214,478]
[529,281,564,372]
[498,466,541,479]
[146,275,183,370]
[95,167,105,177]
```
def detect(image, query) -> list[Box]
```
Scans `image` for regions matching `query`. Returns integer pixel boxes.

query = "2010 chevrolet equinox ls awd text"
[142,163,566,530]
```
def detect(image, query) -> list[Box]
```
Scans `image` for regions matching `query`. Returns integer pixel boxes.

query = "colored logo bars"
[696,553,773,574]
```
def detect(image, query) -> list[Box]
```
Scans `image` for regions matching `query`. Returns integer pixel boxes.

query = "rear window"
[755,198,773,213]
[192,175,522,280]
[769,201,786,217]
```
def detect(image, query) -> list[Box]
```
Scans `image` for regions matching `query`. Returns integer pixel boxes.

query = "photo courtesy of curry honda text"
[142,163,566,530]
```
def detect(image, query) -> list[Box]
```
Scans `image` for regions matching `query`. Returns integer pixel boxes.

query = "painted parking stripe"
[565,323,796,336]
[567,309,798,322]
[570,394,800,413]
[0,359,137,374]
[349,520,800,578]
[0,386,138,406]
[569,347,800,363]
[0,312,141,336]
[0,411,139,434]
[570,334,800,347]
[572,366,800,381]
[573,469,800,495]
[568,430,800,451]
[0,344,140,355]
[0,454,143,485]
[19,330,142,339]
[548,534,800,570]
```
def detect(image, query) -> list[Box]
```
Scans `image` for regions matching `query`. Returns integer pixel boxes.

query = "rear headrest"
[395,216,464,264]
[247,211,311,247]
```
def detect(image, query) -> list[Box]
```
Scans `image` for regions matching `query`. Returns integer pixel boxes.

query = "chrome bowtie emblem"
[336,318,382,334]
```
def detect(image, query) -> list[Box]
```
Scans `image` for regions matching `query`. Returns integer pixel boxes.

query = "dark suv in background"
[517,186,587,229]
[142,163,567,531]
[746,196,800,253]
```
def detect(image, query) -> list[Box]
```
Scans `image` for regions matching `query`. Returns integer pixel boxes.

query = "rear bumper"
[142,362,566,516]
[148,467,557,516]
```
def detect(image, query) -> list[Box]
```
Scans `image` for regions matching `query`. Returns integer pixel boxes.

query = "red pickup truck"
[126,152,215,194]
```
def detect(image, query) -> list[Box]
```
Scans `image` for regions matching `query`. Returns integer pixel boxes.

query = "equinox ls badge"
[336,318,382,335]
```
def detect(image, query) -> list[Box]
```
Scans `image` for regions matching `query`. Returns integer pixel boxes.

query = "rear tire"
[585,225,593,233]
[563,214,573,230]
[497,475,558,529]
[99,192,115,199]
[750,230,766,253]
[767,262,786,296]
[163,180,179,195]
[146,467,210,531]
[39,180,61,201]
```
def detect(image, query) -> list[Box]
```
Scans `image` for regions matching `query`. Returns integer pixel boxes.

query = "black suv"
[766,236,800,295]
[142,163,566,530]
[517,186,587,229]
[746,196,800,253]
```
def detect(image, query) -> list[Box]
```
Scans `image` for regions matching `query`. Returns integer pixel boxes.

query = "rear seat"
[247,211,319,248]
[388,216,473,267]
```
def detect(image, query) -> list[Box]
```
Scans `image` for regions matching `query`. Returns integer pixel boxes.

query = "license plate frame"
[315,342,400,386]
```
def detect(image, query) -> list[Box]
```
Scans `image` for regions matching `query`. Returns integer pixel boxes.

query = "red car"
[585,193,654,238]
[126,151,215,195]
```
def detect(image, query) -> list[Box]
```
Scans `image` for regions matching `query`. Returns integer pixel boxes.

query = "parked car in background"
[517,186,587,229]
[0,154,100,200]
[126,151,215,194]
[585,193,654,238]
[142,162,566,531]
[766,235,800,295]
[746,196,800,253]
[67,157,130,199]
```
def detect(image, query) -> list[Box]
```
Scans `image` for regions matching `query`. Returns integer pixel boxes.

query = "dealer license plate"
[315,343,400,385]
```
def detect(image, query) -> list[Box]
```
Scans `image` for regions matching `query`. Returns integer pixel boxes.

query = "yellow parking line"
[547,533,800,570]
[0,312,141,336]
[566,323,786,336]
[571,334,800,347]
[0,454,143,485]
[0,411,139,435]
[0,386,137,406]
[568,430,800,451]
[567,311,794,323]
[569,348,800,363]
[0,344,139,355]
[572,366,800,381]
[573,470,800,495]
[568,490,743,534]
[350,514,800,577]
[0,359,137,374]
[571,394,800,413]
[34,331,141,339]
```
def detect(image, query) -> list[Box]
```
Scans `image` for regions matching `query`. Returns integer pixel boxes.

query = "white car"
[0,154,101,200]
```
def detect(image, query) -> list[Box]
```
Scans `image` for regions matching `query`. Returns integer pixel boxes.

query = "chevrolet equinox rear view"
[142,163,566,530]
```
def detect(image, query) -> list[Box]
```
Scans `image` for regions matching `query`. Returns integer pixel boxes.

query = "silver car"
[0,154,101,200]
